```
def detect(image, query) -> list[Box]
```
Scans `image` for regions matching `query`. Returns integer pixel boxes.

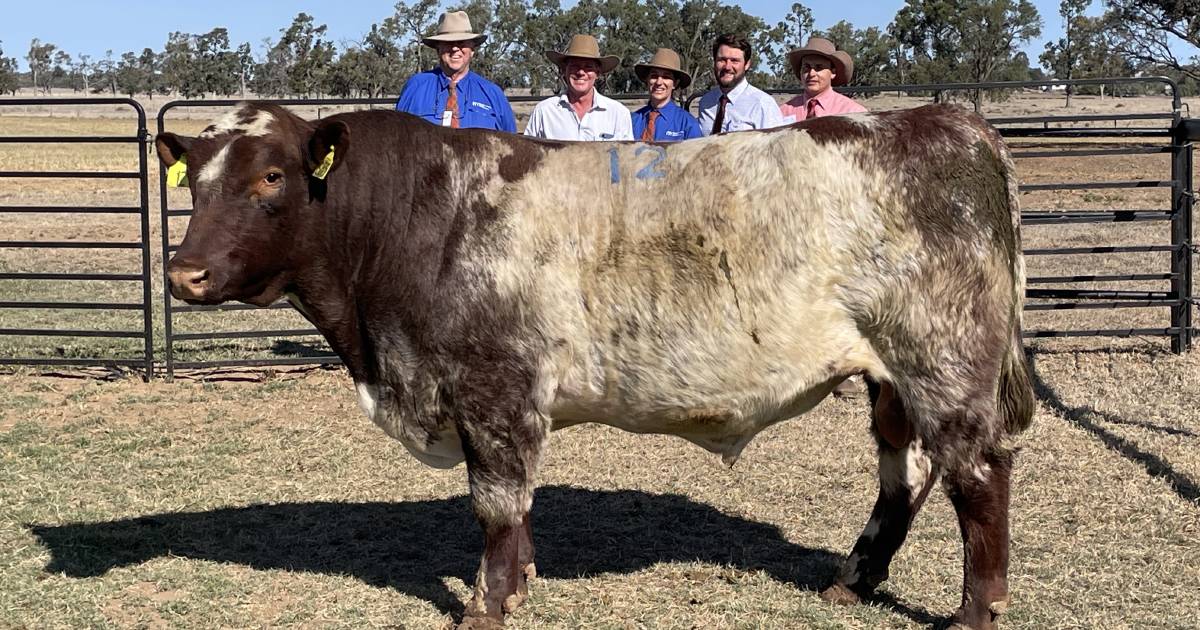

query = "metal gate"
[0,98,155,377]
[155,81,1195,375]
[156,95,646,376]
[698,76,1195,352]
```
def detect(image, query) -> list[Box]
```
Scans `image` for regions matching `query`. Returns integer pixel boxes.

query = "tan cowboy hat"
[422,11,487,47]
[546,34,620,74]
[786,37,854,86]
[634,48,692,90]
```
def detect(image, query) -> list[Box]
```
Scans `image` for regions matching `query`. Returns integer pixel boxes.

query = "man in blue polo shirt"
[396,11,516,132]
[631,48,702,142]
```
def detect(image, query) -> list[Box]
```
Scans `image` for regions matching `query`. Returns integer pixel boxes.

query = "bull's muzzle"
[167,261,212,301]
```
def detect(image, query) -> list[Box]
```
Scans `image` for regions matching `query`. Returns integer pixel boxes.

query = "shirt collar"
[722,78,751,102]
[558,89,608,112]
[437,68,473,89]
[805,87,835,106]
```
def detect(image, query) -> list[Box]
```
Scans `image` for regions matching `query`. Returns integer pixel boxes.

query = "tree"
[1041,0,1100,105]
[51,50,72,91]
[138,48,163,98]
[255,13,337,97]
[115,51,145,98]
[26,39,57,94]
[71,54,94,92]
[892,0,1042,110]
[236,43,254,97]
[329,24,406,98]
[0,42,19,95]
[817,20,902,88]
[1103,0,1200,83]
[383,0,442,86]
[762,3,814,78]
[196,28,241,96]
[162,31,201,97]
[91,50,119,95]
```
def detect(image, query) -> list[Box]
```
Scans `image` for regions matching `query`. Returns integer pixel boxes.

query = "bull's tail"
[992,127,1035,435]
[998,327,1035,434]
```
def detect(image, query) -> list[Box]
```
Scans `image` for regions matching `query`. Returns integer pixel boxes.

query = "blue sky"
[1,0,1193,71]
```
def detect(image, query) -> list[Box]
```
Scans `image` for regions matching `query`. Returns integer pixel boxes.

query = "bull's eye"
[264,172,283,185]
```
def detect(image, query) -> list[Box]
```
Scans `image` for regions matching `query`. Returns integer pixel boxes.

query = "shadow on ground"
[27,485,944,625]
[1028,352,1199,505]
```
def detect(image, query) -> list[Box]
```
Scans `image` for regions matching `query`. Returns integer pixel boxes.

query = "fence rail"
[0,98,155,377]
[0,78,1194,378]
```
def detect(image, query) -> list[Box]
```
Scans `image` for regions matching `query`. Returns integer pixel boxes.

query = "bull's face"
[157,104,349,306]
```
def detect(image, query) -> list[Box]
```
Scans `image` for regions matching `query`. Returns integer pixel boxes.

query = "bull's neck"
[290,143,472,382]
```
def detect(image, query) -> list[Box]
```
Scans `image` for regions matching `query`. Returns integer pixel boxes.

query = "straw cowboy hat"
[545,34,620,74]
[786,37,854,86]
[422,11,487,47]
[634,48,692,90]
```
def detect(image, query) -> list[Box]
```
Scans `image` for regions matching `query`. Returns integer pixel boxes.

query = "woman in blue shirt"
[631,48,703,142]
[396,11,517,133]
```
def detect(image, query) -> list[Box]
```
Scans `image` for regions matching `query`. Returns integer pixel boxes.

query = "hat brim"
[546,50,620,74]
[634,63,692,90]
[786,48,853,86]
[422,33,487,48]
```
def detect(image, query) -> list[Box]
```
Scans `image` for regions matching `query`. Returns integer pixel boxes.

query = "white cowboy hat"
[422,11,487,47]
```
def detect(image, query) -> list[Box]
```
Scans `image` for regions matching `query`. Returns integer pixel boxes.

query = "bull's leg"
[821,381,938,605]
[458,408,548,629]
[517,513,536,593]
[945,449,1013,630]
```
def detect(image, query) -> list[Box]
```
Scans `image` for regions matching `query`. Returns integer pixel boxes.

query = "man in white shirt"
[523,34,634,141]
[697,34,786,135]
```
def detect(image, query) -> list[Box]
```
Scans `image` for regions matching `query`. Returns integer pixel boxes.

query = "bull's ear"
[155,132,193,167]
[307,120,350,180]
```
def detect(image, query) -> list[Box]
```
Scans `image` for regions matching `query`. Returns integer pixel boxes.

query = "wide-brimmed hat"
[786,37,853,86]
[422,11,487,47]
[634,48,692,90]
[546,34,620,74]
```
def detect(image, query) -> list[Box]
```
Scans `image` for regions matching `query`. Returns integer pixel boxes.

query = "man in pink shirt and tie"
[780,37,867,121]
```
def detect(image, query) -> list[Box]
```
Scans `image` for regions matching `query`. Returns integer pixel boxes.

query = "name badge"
[441,110,453,127]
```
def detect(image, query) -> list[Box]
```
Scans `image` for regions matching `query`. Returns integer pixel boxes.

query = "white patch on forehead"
[196,141,233,185]
[198,107,276,139]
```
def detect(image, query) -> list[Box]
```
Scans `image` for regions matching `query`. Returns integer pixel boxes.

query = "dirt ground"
[0,346,1197,629]
[1,93,1198,628]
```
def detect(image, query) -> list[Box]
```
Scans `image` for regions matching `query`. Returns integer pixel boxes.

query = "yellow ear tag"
[166,154,188,188]
[312,147,335,180]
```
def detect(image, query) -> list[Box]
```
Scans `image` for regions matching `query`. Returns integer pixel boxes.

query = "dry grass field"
[1,93,1198,628]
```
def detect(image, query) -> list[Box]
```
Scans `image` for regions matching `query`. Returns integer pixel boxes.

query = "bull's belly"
[547,361,852,465]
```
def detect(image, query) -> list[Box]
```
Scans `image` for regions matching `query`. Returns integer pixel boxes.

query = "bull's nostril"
[189,269,209,286]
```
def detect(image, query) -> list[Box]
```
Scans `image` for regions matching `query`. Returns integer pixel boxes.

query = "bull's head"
[157,103,349,306]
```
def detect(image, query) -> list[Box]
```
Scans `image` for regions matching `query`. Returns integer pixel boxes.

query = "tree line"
[0,0,1196,104]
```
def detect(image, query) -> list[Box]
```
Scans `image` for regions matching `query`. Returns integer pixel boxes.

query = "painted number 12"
[609,146,667,184]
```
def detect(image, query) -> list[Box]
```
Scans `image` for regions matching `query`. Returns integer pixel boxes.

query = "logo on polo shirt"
[665,130,683,137]
[471,101,493,111]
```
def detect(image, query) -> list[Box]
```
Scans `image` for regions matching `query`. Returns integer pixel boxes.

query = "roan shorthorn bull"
[157,101,1034,629]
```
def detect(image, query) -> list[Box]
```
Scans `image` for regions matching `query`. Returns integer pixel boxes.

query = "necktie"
[445,81,460,129]
[711,94,730,135]
[641,110,659,142]
[805,97,819,120]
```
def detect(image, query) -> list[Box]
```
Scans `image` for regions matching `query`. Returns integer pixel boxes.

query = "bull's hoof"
[818,581,862,606]
[455,615,505,630]
[949,600,1007,630]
